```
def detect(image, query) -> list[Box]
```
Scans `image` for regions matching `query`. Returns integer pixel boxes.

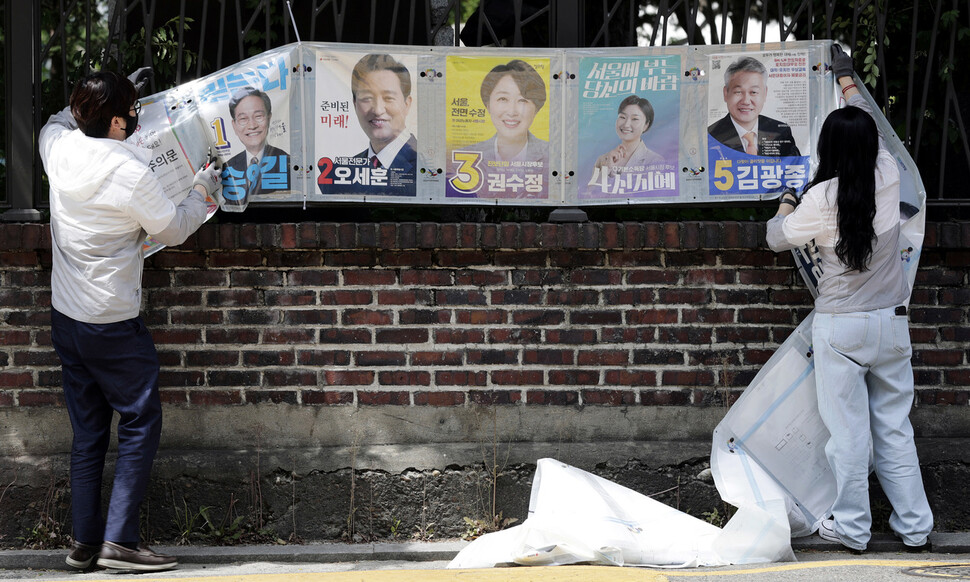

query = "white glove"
[192,164,222,197]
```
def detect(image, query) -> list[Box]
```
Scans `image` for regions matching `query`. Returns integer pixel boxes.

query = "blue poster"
[577,55,681,200]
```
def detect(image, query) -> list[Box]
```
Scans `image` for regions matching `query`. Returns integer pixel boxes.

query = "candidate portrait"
[222,86,291,206]
[467,59,548,167]
[708,56,801,158]
[350,53,417,183]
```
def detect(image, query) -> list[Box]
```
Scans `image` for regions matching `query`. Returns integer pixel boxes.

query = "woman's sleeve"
[766,192,825,251]
[848,93,887,152]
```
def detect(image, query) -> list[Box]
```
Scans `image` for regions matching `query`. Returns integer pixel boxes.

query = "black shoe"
[96,541,177,572]
[65,541,101,569]
[895,532,933,553]
[903,541,932,553]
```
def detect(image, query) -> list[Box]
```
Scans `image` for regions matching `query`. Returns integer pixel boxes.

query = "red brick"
[577,350,628,366]
[299,350,352,366]
[303,390,354,405]
[400,269,454,286]
[342,309,393,325]
[626,309,678,325]
[436,371,488,386]
[207,328,260,343]
[0,372,34,388]
[545,329,598,344]
[640,389,692,406]
[379,371,431,386]
[18,390,63,406]
[322,370,374,386]
[455,309,507,325]
[454,270,509,286]
[358,390,410,405]
[246,390,299,405]
[411,351,464,366]
[159,389,188,404]
[319,290,373,305]
[526,390,579,405]
[414,391,465,406]
[491,370,544,385]
[435,329,486,344]
[582,389,635,406]
[605,370,657,386]
[399,309,451,325]
[378,290,433,305]
[548,370,600,385]
[356,352,407,366]
[344,269,397,286]
[189,390,243,405]
[661,370,715,386]
[469,390,522,404]
[912,350,964,366]
[488,328,541,344]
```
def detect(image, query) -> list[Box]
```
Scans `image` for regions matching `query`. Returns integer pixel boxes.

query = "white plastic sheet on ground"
[448,458,795,569]
[710,77,927,540]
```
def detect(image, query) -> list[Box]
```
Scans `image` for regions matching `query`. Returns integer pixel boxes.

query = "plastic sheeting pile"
[449,459,795,568]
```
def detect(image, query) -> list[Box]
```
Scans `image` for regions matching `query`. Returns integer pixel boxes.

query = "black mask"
[122,111,139,139]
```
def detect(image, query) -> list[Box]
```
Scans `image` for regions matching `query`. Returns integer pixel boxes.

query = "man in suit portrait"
[349,53,417,192]
[708,56,801,158]
[223,86,290,206]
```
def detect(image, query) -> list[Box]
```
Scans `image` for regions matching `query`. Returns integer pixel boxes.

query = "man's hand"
[830,45,854,80]
[128,67,153,95]
[192,164,222,197]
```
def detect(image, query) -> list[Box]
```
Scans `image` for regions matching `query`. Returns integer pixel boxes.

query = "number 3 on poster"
[449,151,484,194]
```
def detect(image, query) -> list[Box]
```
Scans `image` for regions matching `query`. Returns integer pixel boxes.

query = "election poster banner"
[576,55,681,201]
[313,50,419,198]
[193,47,296,211]
[706,51,811,197]
[127,40,842,218]
[135,90,220,256]
[132,96,204,202]
[445,56,552,201]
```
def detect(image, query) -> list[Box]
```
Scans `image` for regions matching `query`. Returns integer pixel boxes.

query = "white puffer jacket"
[39,108,208,323]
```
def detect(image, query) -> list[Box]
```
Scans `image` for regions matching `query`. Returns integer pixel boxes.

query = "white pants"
[813,306,933,550]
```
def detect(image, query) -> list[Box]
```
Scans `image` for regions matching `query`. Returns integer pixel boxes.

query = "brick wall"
[2,220,970,543]
[1,220,968,410]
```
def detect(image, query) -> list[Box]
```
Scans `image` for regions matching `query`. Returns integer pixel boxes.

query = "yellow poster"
[445,56,551,200]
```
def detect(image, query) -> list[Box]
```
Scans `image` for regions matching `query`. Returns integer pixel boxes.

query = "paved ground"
[2,534,969,581]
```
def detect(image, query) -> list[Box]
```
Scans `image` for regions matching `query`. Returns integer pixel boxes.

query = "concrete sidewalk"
[2,532,970,571]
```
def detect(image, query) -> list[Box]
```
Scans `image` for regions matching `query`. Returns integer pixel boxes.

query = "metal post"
[554,0,582,48]
[2,0,42,222]
[548,0,588,222]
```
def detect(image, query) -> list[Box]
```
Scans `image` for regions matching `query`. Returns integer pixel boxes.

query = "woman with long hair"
[766,46,933,553]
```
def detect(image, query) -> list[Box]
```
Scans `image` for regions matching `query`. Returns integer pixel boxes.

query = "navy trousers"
[50,309,162,546]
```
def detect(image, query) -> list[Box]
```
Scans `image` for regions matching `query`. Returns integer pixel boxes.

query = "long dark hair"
[805,106,879,272]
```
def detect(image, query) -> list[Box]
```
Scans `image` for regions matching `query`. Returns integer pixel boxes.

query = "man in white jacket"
[39,70,221,572]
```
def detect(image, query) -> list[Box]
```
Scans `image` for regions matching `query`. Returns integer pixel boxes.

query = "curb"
[792,532,970,554]
[0,540,468,570]
[3,535,970,571]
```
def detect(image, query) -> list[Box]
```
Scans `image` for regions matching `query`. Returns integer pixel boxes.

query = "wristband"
[841,83,857,95]
[780,199,797,208]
